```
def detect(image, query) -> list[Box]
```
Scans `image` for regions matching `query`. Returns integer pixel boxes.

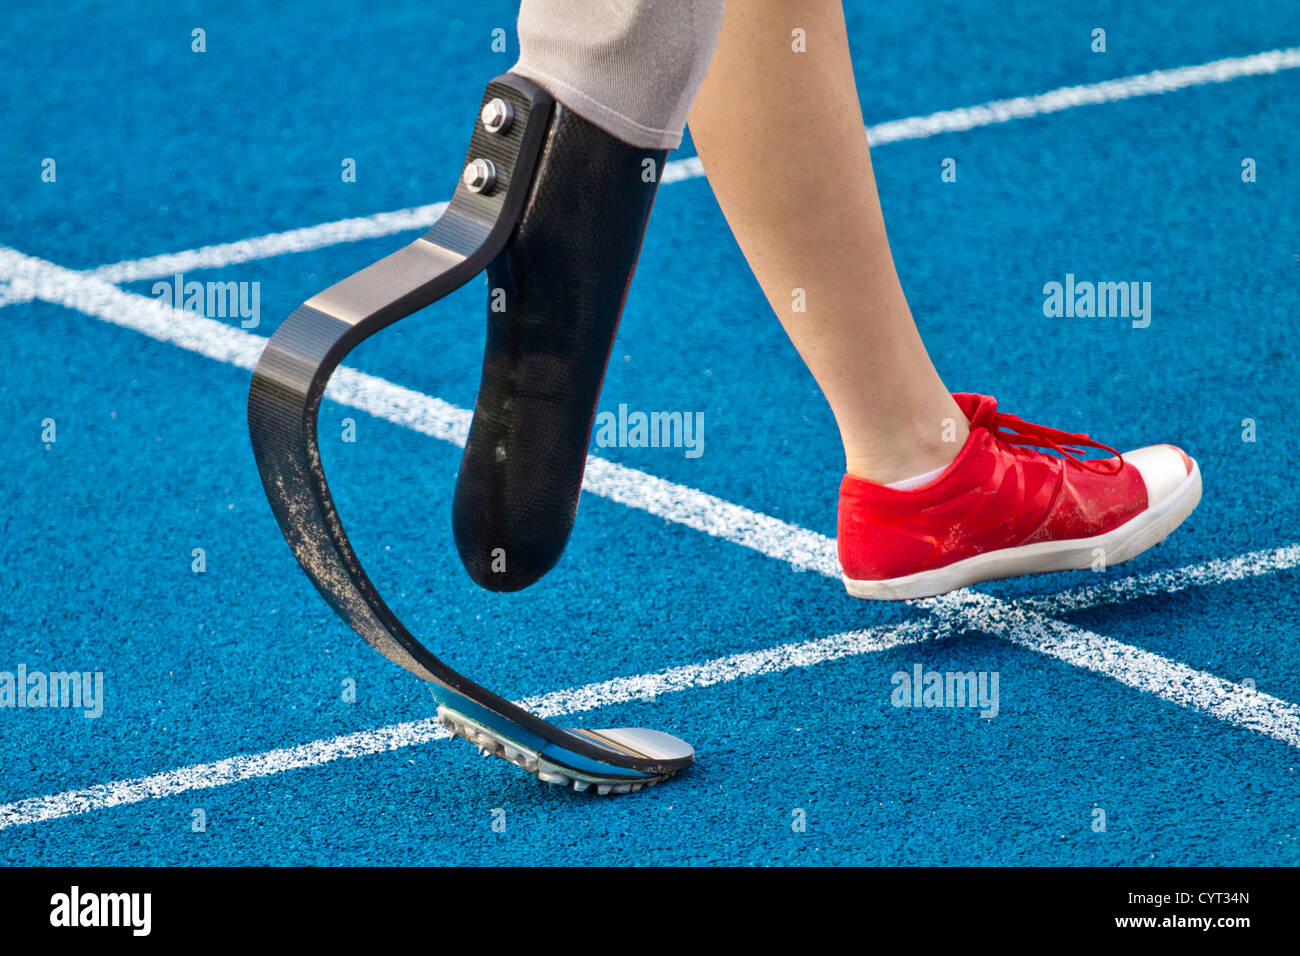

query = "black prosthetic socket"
[453,100,667,591]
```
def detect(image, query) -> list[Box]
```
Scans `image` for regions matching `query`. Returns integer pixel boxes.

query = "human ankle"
[843,407,970,485]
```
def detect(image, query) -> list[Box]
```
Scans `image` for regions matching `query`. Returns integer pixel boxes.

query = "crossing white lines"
[2,43,1298,830]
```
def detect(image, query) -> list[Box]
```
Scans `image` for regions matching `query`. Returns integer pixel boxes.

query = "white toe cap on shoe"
[1123,444,1194,508]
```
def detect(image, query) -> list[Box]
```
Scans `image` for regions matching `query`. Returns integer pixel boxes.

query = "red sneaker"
[838,393,1202,600]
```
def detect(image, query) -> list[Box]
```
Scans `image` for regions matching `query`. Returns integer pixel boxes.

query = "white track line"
[0,249,264,369]
[90,202,449,286]
[0,621,930,829]
[7,535,1300,829]
[582,457,839,575]
[1022,543,1300,617]
[0,717,452,830]
[0,43,1291,303]
[330,368,840,572]
[1,245,836,574]
[866,45,1300,144]
[929,590,1300,748]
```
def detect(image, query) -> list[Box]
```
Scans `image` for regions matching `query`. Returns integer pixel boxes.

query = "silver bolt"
[480,98,514,134]
[462,158,497,194]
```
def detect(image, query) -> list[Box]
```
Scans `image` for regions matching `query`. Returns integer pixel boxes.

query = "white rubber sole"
[842,460,1202,601]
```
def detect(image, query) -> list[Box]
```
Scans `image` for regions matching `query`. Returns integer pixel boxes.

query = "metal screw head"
[480,98,514,134]
[462,158,497,194]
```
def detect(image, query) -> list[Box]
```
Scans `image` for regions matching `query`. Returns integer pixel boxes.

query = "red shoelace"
[985,410,1124,475]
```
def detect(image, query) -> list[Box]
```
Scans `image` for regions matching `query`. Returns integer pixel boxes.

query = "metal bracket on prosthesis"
[247,74,693,793]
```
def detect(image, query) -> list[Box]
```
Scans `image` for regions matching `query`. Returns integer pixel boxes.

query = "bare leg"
[688,0,968,484]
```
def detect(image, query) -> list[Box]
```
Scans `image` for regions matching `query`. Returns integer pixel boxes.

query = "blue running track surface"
[1,0,1298,865]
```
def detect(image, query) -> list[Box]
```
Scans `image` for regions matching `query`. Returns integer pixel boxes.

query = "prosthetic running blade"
[247,74,692,791]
